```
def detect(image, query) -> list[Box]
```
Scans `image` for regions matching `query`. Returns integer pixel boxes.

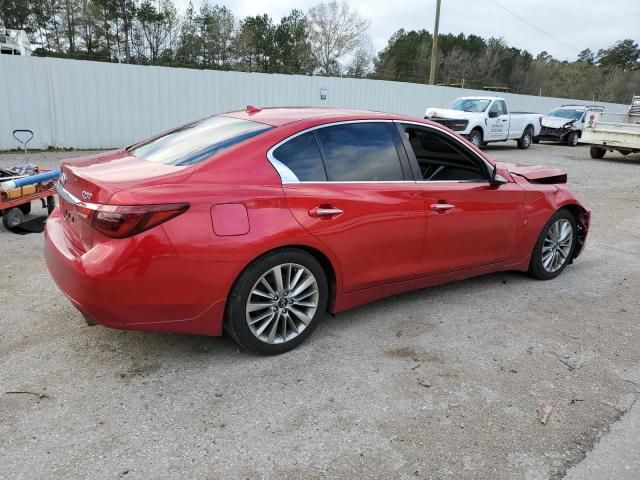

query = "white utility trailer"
[581,96,640,158]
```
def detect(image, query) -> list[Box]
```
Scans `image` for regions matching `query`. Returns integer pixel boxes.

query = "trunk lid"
[58,149,192,251]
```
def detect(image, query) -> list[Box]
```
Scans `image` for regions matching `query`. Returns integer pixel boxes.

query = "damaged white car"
[535,105,604,147]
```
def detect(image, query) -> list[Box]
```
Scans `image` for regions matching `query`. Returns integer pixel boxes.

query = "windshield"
[450,99,491,113]
[129,116,272,166]
[548,109,583,121]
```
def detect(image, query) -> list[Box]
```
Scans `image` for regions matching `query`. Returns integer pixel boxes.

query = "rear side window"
[129,116,272,166]
[272,132,327,181]
[315,123,404,181]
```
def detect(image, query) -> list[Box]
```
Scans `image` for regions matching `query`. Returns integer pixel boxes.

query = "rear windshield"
[129,116,272,166]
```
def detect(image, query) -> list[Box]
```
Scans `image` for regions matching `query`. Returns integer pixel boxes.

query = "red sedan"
[45,107,590,354]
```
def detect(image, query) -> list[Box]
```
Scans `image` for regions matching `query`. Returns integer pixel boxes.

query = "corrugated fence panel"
[0,55,629,150]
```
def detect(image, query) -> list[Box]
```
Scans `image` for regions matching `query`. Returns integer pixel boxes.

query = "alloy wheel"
[246,263,319,344]
[541,219,573,273]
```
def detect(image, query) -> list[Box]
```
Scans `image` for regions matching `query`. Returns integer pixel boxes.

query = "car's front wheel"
[528,209,577,280]
[566,131,579,147]
[225,249,328,355]
[468,129,483,148]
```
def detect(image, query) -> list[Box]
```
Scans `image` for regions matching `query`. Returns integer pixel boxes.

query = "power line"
[486,0,579,52]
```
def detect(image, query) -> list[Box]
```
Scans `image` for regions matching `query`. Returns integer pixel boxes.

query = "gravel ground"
[0,143,639,480]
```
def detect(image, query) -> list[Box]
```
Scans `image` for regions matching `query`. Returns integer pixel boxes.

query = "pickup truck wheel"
[517,127,533,149]
[590,146,606,159]
[567,131,579,147]
[468,129,482,148]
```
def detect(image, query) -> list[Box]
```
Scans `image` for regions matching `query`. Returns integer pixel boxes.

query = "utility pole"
[428,0,442,85]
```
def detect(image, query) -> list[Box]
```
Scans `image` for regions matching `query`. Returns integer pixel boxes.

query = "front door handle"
[309,206,344,218]
[430,203,455,213]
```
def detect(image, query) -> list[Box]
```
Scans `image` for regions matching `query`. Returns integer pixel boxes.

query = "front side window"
[400,124,488,182]
[272,132,327,181]
[315,123,404,181]
[129,116,272,166]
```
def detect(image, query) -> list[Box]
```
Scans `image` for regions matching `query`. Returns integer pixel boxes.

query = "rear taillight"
[78,203,189,238]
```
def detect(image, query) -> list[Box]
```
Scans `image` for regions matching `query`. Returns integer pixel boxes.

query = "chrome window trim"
[266,118,495,185]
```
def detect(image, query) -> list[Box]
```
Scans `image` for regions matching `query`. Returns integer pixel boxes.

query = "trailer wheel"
[2,207,25,230]
[46,196,56,214]
[19,202,32,215]
[590,146,606,159]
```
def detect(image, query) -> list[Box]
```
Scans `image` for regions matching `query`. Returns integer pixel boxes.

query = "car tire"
[590,146,606,159]
[2,207,25,230]
[528,209,577,280]
[567,131,579,147]
[517,127,533,149]
[224,248,328,355]
[468,129,483,148]
[533,137,540,144]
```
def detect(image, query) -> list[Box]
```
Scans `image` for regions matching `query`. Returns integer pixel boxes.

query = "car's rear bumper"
[44,208,229,336]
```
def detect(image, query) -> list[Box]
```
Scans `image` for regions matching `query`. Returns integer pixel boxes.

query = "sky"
[179,0,640,61]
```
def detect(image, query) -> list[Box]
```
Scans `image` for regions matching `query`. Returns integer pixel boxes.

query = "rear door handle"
[430,203,455,213]
[309,206,343,218]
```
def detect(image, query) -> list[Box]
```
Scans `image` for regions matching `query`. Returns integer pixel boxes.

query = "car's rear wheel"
[529,209,577,280]
[225,249,328,355]
[590,146,606,159]
[567,131,579,147]
[517,127,533,149]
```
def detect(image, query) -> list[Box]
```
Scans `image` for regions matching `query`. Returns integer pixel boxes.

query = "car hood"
[542,116,576,129]
[497,161,567,183]
[424,108,481,120]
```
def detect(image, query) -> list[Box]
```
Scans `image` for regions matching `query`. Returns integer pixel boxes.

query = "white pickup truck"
[581,96,640,159]
[425,96,542,149]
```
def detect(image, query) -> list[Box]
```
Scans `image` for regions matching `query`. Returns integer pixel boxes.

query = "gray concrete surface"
[0,144,639,480]
[564,397,640,480]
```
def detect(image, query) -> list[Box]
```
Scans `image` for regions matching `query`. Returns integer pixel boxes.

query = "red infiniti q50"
[45,107,590,354]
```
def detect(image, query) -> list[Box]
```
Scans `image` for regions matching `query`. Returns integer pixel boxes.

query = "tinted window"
[451,98,490,112]
[316,123,404,181]
[272,132,327,181]
[400,125,487,181]
[130,116,272,166]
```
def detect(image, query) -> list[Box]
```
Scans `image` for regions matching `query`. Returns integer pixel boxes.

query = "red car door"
[396,122,525,275]
[269,121,427,293]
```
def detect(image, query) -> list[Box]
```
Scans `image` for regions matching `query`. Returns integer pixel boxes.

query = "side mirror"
[490,166,509,186]
[488,111,498,118]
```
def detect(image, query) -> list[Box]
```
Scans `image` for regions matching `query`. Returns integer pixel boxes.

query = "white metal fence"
[0,55,629,150]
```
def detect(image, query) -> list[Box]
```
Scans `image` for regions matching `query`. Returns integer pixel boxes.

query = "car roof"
[221,106,402,127]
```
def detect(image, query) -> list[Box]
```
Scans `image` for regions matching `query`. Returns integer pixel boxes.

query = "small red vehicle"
[44,107,590,354]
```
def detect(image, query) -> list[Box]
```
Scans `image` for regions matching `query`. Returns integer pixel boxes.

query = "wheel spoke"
[255,312,276,336]
[267,311,280,343]
[251,289,273,300]
[291,276,315,297]
[247,302,273,313]
[260,278,277,297]
[272,265,285,293]
[288,306,312,325]
[289,267,304,292]
[293,288,317,301]
[249,310,275,326]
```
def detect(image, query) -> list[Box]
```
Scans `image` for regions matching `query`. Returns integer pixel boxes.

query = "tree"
[577,48,595,64]
[346,40,372,77]
[597,39,640,71]
[236,14,274,72]
[307,0,369,75]
[273,9,314,74]
[198,3,235,68]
